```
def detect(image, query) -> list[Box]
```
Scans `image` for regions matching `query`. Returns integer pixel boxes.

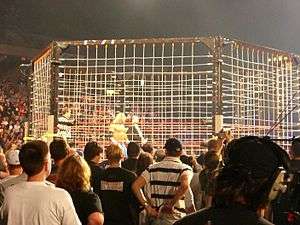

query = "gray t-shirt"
[0,181,81,225]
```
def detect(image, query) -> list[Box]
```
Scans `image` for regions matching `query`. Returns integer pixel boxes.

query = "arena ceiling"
[1,0,300,57]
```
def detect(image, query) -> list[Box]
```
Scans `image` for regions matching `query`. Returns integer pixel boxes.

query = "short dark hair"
[127,142,140,158]
[84,141,103,163]
[19,140,49,177]
[49,139,68,161]
[142,143,154,155]
[203,151,220,170]
[154,149,165,162]
[164,138,182,156]
[137,152,153,175]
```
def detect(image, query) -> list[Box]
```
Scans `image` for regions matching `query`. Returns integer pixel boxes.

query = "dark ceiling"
[1,0,300,54]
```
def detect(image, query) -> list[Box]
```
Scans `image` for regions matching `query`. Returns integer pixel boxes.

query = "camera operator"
[174,136,289,225]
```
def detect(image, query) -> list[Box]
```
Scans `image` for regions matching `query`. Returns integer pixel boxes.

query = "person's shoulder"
[0,177,13,189]
[181,163,193,171]
[71,190,99,201]
[47,185,71,198]
[174,208,211,225]
[119,167,137,178]
[84,190,99,199]
[2,173,27,187]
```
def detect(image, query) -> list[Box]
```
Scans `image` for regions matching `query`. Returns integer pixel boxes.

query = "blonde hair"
[105,144,124,162]
[56,154,91,192]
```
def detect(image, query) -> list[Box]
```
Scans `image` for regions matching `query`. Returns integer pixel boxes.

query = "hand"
[141,138,148,145]
[160,203,174,215]
[145,205,159,218]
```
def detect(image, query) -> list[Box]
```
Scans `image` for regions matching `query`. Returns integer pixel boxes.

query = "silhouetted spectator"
[84,141,104,188]
[122,142,141,174]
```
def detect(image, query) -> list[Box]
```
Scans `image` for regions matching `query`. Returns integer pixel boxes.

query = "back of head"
[127,142,140,158]
[137,152,154,175]
[19,140,49,177]
[154,149,165,162]
[215,136,289,210]
[49,138,68,162]
[62,107,71,117]
[106,144,124,163]
[56,154,91,192]
[164,138,182,157]
[142,143,154,155]
[84,141,103,163]
[203,151,220,170]
[207,137,223,152]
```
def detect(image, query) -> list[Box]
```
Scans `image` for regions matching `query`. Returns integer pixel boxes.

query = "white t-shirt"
[0,181,81,225]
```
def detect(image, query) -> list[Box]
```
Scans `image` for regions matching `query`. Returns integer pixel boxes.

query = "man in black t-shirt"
[174,136,289,225]
[94,144,140,225]
[121,142,140,174]
[84,141,104,188]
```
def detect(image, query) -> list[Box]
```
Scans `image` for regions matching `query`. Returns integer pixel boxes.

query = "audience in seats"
[0,79,28,151]
[174,136,289,225]
[56,154,104,225]
[94,144,141,225]
[0,140,81,225]
[132,138,194,225]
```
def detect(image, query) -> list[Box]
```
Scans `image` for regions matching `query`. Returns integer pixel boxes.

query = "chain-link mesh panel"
[222,40,299,147]
[29,37,300,152]
[30,48,53,138]
[57,39,214,154]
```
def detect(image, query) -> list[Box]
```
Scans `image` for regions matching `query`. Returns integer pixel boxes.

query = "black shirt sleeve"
[86,191,103,214]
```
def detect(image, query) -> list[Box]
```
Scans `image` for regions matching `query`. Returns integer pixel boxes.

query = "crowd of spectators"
[0,78,27,152]
[0,78,299,224]
[0,132,296,225]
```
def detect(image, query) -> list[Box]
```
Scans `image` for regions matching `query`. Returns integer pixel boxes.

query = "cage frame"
[28,36,300,152]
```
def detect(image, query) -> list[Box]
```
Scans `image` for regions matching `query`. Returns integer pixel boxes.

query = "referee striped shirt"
[57,116,73,139]
[141,156,193,213]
